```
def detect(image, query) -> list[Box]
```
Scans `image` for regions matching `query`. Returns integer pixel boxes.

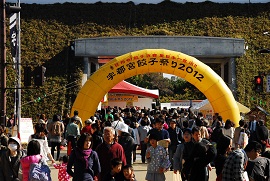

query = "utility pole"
[0,0,21,132]
[0,0,7,126]
[15,0,21,138]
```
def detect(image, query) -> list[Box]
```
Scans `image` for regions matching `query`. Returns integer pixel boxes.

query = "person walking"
[117,122,135,166]
[137,117,151,163]
[248,115,257,142]
[146,118,170,150]
[20,140,51,181]
[96,127,126,181]
[255,120,269,154]
[66,117,80,151]
[102,158,124,181]
[222,148,249,180]
[90,122,103,151]
[245,141,270,181]
[145,133,170,181]
[28,123,55,164]
[67,132,101,181]
[0,137,25,181]
[173,128,192,181]
[187,127,216,181]
[233,119,245,149]
[81,119,92,135]
[214,134,232,181]
[72,110,83,131]
[222,119,235,140]
[48,114,65,161]
[167,119,182,171]
[53,155,71,181]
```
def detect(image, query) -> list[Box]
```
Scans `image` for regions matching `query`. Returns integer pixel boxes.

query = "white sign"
[267,75,270,92]
[19,118,34,143]
[170,100,202,107]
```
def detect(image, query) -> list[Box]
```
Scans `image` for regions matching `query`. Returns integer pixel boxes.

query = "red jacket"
[96,142,126,180]
[81,125,91,135]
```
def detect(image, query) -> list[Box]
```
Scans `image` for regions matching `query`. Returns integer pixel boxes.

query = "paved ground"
[50,147,216,181]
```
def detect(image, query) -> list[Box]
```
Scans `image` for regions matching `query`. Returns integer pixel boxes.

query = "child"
[145,133,171,181]
[103,158,123,181]
[53,155,71,181]
[122,165,137,181]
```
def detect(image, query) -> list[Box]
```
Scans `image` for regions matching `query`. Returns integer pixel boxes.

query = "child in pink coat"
[53,155,71,181]
[20,140,43,181]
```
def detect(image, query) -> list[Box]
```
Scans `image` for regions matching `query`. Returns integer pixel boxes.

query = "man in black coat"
[167,119,183,170]
[255,120,269,154]
[245,141,270,181]
[249,115,258,142]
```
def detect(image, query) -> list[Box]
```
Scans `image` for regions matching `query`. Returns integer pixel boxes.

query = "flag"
[9,13,17,68]
[101,93,108,102]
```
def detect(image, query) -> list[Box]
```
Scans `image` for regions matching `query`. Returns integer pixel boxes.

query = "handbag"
[173,172,182,181]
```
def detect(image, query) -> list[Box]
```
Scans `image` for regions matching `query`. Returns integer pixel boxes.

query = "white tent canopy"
[191,99,250,113]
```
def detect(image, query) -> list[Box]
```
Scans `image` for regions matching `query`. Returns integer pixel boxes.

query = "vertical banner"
[9,13,19,125]
[266,75,270,92]
[9,13,17,65]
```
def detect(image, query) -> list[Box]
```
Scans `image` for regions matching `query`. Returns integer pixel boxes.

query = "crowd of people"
[0,106,270,181]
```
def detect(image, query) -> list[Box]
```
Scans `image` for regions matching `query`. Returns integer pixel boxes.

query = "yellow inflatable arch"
[71,49,240,126]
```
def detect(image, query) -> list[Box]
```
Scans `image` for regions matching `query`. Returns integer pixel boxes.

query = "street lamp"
[259,49,270,53]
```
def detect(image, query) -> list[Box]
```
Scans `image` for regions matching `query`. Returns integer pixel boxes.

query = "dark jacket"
[118,132,135,165]
[211,126,223,143]
[102,171,124,181]
[187,139,216,181]
[214,154,227,177]
[67,148,101,181]
[91,131,103,151]
[256,124,268,143]
[167,127,183,146]
[245,157,270,181]
[0,149,26,181]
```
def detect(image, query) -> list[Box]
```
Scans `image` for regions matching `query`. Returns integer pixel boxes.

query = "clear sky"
[6,0,270,4]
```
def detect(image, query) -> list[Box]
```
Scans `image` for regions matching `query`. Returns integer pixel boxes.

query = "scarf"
[75,147,92,169]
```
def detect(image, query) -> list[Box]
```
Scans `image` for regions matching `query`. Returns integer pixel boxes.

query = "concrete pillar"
[221,62,225,80]
[229,58,237,99]
[89,57,99,76]
[82,57,90,86]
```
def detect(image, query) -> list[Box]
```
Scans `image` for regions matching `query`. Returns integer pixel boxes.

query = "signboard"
[267,75,270,92]
[108,94,138,102]
[19,118,34,143]
[171,101,190,107]
[170,100,202,108]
